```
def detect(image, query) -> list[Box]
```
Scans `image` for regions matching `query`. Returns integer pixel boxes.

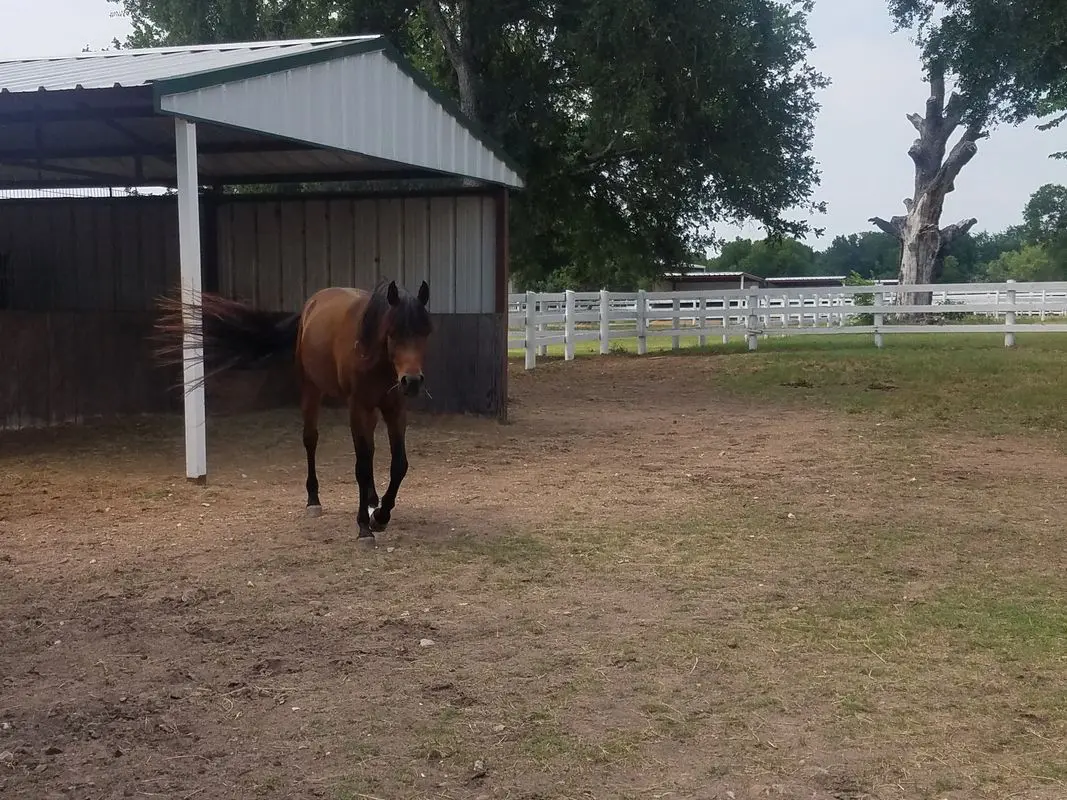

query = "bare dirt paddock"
[2,354,1065,800]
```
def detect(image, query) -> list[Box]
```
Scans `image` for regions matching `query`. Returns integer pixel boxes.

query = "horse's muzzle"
[400,374,424,397]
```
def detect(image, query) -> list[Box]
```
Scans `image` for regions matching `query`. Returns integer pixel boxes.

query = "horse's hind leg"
[302,381,324,517]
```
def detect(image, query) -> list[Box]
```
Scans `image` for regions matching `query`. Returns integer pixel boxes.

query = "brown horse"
[155,279,432,546]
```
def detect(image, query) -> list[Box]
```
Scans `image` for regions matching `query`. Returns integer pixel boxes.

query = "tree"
[815,231,900,280]
[1022,183,1067,246]
[868,66,984,305]
[707,235,818,278]
[887,0,1067,158]
[109,0,829,290]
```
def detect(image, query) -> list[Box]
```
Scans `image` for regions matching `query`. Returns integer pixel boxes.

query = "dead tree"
[869,66,985,310]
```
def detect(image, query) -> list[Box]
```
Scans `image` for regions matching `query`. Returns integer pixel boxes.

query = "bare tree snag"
[869,66,986,312]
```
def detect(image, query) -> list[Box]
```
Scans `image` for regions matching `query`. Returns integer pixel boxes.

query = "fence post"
[746,293,759,351]
[698,295,707,348]
[1005,279,1016,348]
[636,289,648,355]
[873,311,884,349]
[564,289,576,361]
[524,290,538,369]
[671,297,681,350]
[599,288,610,355]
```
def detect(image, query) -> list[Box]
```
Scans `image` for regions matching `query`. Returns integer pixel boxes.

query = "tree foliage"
[887,0,1067,155]
[109,0,829,288]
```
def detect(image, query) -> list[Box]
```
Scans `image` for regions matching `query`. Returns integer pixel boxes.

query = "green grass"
[514,331,1067,436]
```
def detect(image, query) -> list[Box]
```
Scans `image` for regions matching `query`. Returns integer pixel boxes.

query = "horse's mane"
[358,280,432,359]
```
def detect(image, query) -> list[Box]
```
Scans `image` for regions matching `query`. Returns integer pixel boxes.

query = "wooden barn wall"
[215,194,498,314]
[0,191,506,431]
[0,196,180,312]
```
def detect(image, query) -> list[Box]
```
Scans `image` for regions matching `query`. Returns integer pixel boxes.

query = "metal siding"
[229,203,258,302]
[73,205,97,310]
[428,197,456,314]
[92,204,116,310]
[279,201,306,310]
[403,197,430,292]
[216,202,235,297]
[49,203,77,309]
[378,198,404,284]
[304,199,330,295]
[115,205,142,311]
[255,202,282,311]
[160,50,522,188]
[352,200,379,288]
[327,198,355,287]
[479,196,496,313]
[454,196,482,313]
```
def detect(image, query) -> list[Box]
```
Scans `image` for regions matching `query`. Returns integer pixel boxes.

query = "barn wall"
[0,196,180,312]
[0,190,506,430]
[215,193,498,313]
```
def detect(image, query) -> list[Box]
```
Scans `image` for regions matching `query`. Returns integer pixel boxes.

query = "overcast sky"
[3,0,1066,252]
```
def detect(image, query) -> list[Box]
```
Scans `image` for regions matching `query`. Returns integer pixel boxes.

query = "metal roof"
[0,36,523,190]
[0,36,381,93]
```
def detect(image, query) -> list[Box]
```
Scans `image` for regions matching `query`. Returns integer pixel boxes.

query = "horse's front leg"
[369,404,408,532]
[349,401,379,544]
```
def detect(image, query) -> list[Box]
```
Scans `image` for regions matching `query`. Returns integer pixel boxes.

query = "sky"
[2,0,1066,252]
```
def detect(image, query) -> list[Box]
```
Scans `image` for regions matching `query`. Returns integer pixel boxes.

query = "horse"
[155,279,433,546]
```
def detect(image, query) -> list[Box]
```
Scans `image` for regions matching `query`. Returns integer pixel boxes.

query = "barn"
[0,36,524,480]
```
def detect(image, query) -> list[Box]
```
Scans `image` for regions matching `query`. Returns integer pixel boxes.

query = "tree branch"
[943,92,967,130]
[934,128,981,192]
[906,113,924,133]
[926,65,946,122]
[940,217,979,246]
[420,0,462,68]
[869,215,905,238]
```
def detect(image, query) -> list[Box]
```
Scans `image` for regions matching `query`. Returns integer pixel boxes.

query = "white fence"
[508,280,1067,369]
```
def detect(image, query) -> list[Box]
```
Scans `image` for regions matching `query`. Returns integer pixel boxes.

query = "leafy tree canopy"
[887,0,1067,155]
[109,0,829,289]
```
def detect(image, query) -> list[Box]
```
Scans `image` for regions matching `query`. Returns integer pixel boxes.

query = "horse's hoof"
[369,510,388,533]
[356,534,377,548]
[306,505,323,518]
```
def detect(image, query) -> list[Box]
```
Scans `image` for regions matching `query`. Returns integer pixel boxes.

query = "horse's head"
[381,279,432,397]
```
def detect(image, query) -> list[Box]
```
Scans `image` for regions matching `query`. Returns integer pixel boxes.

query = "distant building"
[655,270,763,292]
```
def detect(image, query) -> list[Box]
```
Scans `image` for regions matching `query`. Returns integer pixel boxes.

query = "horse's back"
[297,287,369,396]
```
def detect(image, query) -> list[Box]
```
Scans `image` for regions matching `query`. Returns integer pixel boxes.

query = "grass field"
[2,333,1066,799]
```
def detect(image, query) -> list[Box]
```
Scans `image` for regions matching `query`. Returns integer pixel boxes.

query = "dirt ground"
[1,354,1065,800]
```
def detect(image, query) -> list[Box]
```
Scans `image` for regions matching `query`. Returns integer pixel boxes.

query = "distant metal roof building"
[0,36,524,190]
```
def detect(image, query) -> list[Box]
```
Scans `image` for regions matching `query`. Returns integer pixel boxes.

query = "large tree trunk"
[420,0,483,122]
[869,67,984,313]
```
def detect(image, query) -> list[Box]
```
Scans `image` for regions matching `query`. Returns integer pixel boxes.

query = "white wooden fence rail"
[507,280,1067,369]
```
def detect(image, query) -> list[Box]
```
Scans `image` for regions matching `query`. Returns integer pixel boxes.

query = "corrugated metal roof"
[0,36,381,93]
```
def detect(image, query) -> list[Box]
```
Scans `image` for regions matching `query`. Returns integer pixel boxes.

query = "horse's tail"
[152,291,301,394]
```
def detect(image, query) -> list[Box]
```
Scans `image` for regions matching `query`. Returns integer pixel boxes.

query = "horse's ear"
[387,280,399,306]
[417,280,429,307]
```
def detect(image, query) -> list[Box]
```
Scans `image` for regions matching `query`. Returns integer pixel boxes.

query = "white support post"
[723,299,730,344]
[564,289,576,361]
[524,290,537,370]
[746,293,759,351]
[175,118,206,483]
[599,289,611,355]
[636,289,648,355]
[874,312,884,348]
[1005,279,1017,348]
[698,295,707,348]
[671,297,680,350]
